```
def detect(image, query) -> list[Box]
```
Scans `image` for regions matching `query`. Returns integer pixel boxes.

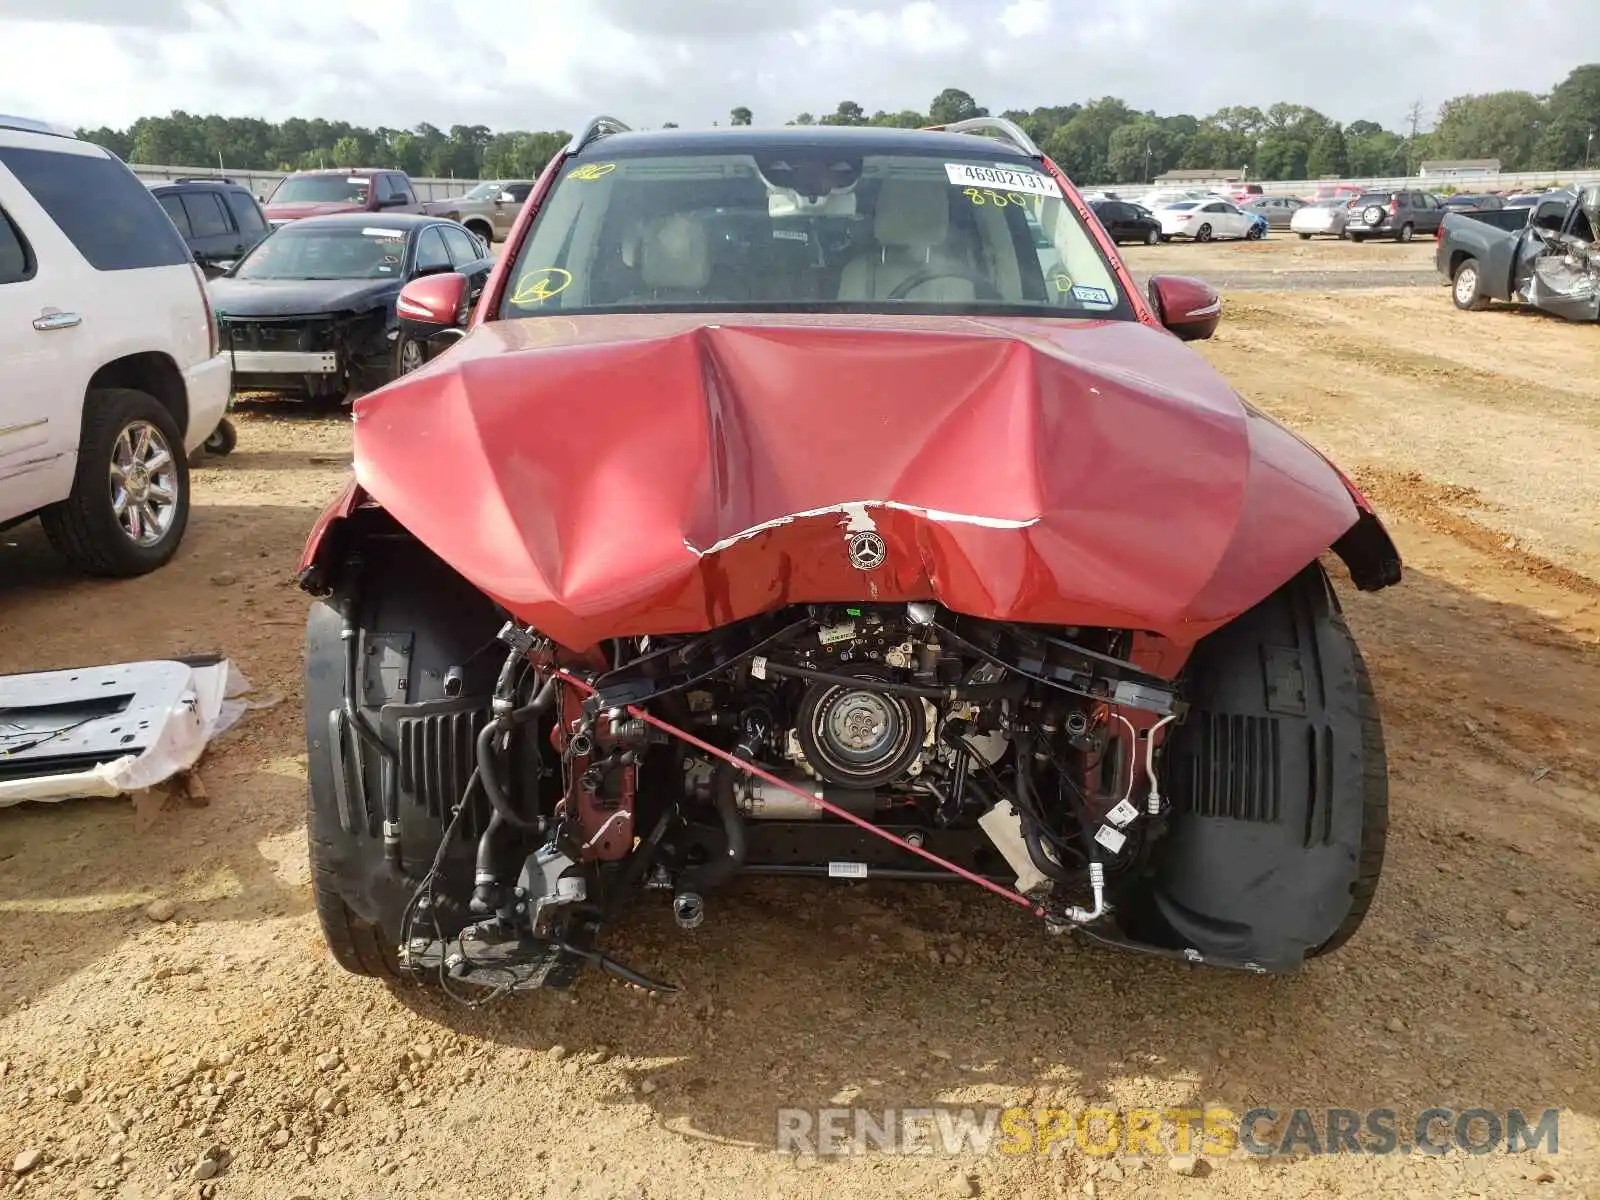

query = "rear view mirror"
[397,272,470,337]
[1146,275,1222,341]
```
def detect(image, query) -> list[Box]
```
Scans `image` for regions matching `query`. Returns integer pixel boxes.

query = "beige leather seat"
[623,213,714,302]
[837,179,976,302]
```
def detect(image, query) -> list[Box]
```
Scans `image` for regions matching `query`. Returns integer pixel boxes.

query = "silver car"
[1289,200,1351,240]
[1242,194,1307,230]
[452,179,536,243]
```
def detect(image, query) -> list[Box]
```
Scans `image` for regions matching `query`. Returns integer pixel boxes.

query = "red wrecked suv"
[297,118,1402,996]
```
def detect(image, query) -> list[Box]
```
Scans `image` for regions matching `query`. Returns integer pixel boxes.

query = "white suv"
[0,116,229,576]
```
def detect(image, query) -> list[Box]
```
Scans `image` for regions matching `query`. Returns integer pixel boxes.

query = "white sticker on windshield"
[1071,284,1112,306]
[348,177,367,185]
[362,228,406,238]
[945,162,1057,196]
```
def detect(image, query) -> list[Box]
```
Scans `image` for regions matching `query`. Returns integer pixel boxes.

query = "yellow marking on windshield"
[567,162,617,182]
[962,187,1040,212]
[510,267,574,305]
[1051,274,1074,294]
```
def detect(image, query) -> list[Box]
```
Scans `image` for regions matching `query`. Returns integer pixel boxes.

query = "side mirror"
[1146,275,1221,341]
[397,272,470,341]
[497,191,516,203]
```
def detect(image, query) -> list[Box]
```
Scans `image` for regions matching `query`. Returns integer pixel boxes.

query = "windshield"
[498,145,1130,321]
[232,225,408,280]
[271,175,371,205]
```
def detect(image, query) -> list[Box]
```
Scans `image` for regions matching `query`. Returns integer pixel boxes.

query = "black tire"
[1146,564,1388,969]
[1451,257,1490,311]
[309,784,404,981]
[1195,223,1213,243]
[304,599,405,980]
[1246,223,1265,241]
[1144,227,1159,245]
[1297,232,1312,240]
[464,220,493,244]
[40,387,190,577]
[202,417,237,456]
[1308,606,1388,957]
[1349,233,1366,243]
[1396,222,1415,243]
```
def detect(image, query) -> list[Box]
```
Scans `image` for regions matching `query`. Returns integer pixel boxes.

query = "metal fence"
[129,163,481,203]
[1104,169,1600,196]
[130,160,1600,204]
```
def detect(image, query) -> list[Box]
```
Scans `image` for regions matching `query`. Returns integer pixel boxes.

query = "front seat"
[838,179,976,302]
[621,213,717,303]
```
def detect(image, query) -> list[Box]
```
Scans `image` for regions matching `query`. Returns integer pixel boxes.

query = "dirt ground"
[1,248,1598,1200]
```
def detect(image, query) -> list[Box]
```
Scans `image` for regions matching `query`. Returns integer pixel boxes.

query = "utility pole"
[1404,100,1425,176]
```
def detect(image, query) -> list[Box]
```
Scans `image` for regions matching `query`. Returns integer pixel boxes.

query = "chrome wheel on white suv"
[110,420,181,547]
[40,388,191,577]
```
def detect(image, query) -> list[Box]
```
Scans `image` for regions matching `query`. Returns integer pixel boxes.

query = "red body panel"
[264,200,368,221]
[336,312,1361,654]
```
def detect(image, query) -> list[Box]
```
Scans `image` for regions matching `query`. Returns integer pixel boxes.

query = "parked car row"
[0,115,540,582]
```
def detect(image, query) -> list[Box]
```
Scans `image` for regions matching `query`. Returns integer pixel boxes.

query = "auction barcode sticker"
[828,861,869,879]
[944,162,1058,196]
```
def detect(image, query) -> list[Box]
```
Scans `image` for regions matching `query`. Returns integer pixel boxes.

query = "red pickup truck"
[263,168,461,226]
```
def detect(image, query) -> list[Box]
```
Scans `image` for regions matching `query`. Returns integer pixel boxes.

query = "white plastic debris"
[0,657,252,806]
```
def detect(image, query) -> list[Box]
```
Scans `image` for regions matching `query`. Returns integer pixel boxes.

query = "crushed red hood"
[265,201,364,221]
[345,313,1360,651]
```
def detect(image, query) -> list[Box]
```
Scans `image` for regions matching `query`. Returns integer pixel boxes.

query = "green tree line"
[81,66,1598,184]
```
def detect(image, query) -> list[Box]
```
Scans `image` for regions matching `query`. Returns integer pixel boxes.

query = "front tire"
[202,418,237,456]
[1143,564,1389,969]
[395,334,426,377]
[1144,227,1159,245]
[1195,223,1213,243]
[1297,232,1312,240]
[41,388,190,577]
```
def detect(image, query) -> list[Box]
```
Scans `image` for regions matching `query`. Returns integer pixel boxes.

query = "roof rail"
[0,114,78,139]
[566,116,631,156]
[174,176,236,185]
[924,116,1041,159]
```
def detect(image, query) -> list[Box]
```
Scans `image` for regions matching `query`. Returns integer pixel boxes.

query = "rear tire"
[1195,223,1213,243]
[464,220,493,244]
[1451,258,1490,311]
[1396,222,1415,243]
[1297,232,1312,240]
[41,387,190,577]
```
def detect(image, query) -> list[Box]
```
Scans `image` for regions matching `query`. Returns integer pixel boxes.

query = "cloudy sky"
[1,0,1596,136]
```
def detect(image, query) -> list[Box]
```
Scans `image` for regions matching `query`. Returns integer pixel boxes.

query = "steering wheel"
[885,264,1002,302]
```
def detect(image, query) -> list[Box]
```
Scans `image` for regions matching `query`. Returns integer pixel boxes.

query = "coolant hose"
[1013,731,1075,884]
[475,675,559,834]
[676,765,746,895]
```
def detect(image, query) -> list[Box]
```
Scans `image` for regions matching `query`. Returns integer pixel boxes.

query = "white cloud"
[0,0,1595,139]
[999,0,1049,38]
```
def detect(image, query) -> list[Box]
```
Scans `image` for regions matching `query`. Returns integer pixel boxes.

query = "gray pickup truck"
[1436,186,1599,323]
[450,179,536,244]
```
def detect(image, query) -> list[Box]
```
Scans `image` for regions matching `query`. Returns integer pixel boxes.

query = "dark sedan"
[1088,198,1162,245]
[207,212,493,402]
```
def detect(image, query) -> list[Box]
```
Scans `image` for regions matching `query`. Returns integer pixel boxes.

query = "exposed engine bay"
[374,600,1201,999]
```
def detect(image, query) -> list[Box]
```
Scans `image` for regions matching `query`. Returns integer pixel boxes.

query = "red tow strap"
[555,670,1046,917]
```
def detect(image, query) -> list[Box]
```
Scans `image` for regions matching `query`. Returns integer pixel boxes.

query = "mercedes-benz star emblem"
[847,531,887,571]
